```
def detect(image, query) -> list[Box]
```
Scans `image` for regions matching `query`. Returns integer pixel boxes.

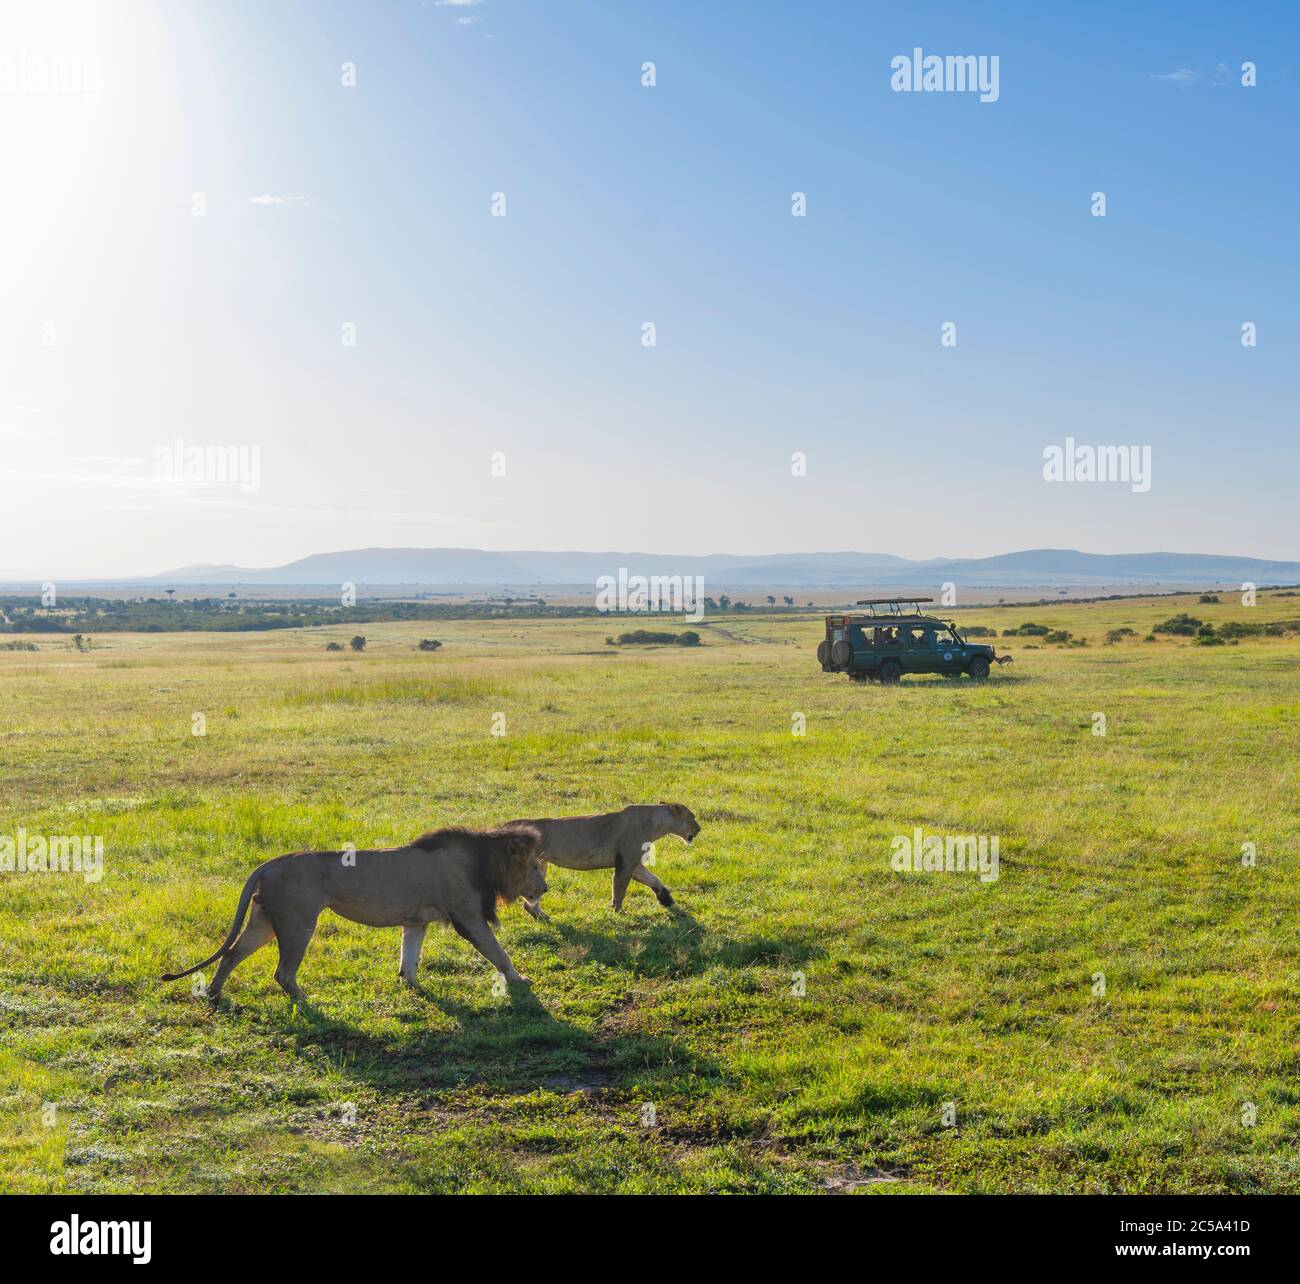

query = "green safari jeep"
[817,599,1011,684]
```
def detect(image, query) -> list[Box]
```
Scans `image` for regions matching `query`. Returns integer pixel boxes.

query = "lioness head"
[659,802,701,843]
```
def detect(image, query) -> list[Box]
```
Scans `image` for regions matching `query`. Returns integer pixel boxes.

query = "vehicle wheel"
[816,640,831,666]
[830,639,852,667]
[969,656,990,680]
[878,659,902,684]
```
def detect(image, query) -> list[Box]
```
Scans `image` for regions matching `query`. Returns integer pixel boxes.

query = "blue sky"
[1,0,1296,577]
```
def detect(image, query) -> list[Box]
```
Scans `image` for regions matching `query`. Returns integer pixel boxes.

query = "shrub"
[1044,630,1072,644]
[613,629,702,646]
[961,625,995,637]
[349,635,367,652]
[1217,620,1259,639]
[417,639,442,651]
[1016,623,1050,636]
[1154,613,1201,636]
[1105,627,1136,644]
[1198,594,1220,604]
[325,642,343,651]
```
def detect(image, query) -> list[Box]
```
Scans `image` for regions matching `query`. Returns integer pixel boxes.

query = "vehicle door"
[931,625,964,674]
[905,625,940,673]
[850,620,877,670]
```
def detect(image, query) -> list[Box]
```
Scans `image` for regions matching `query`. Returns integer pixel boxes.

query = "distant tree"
[766,595,776,607]
[165,589,175,602]
[783,596,794,608]
[349,635,367,651]
[718,595,731,610]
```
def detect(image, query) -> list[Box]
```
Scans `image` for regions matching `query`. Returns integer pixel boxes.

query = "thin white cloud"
[1151,68,1196,83]
[436,1,483,6]
[249,194,309,206]
[457,15,481,24]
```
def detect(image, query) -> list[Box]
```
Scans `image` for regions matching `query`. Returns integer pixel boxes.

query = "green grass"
[2,593,1299,1193]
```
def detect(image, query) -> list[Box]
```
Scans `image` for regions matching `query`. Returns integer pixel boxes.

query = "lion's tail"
[161,865,266,981]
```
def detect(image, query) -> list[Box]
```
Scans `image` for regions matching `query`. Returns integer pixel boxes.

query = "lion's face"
[502,830,547,900]
[521,859,548,901]
[662,803,701,843]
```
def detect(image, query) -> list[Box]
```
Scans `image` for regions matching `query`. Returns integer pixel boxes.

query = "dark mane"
[411,825,481,852]
[412,825,542,925]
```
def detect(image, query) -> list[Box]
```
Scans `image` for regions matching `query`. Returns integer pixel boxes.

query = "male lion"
[161,825,545,1003]
[504,803,700,921]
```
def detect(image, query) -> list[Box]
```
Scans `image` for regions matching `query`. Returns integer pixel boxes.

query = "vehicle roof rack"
[851,597,935,617]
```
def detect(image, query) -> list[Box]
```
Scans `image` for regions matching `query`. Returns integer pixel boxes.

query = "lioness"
[505,803,700,920]
[162,825,545,1003]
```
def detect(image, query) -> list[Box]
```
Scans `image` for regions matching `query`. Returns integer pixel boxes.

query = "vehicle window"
[935,627,958,645]
[908,627,930,646]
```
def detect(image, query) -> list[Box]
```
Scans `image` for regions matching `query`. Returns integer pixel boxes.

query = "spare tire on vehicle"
[816,640,831,665]
[830,639,852,667]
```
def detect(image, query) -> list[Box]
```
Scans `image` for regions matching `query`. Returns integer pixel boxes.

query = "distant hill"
[130,547,1300,589]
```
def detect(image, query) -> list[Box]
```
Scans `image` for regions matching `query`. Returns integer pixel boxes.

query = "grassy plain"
[2,591,1298,1193]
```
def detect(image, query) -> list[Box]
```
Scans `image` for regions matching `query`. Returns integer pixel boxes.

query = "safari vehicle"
[817,598,1012,683]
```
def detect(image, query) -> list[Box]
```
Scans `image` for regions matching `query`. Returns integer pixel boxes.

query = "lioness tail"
[161,866,265,981]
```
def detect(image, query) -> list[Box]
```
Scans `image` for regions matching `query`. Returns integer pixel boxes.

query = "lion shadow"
[533,903,828,979]
[258,972,724,1100]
